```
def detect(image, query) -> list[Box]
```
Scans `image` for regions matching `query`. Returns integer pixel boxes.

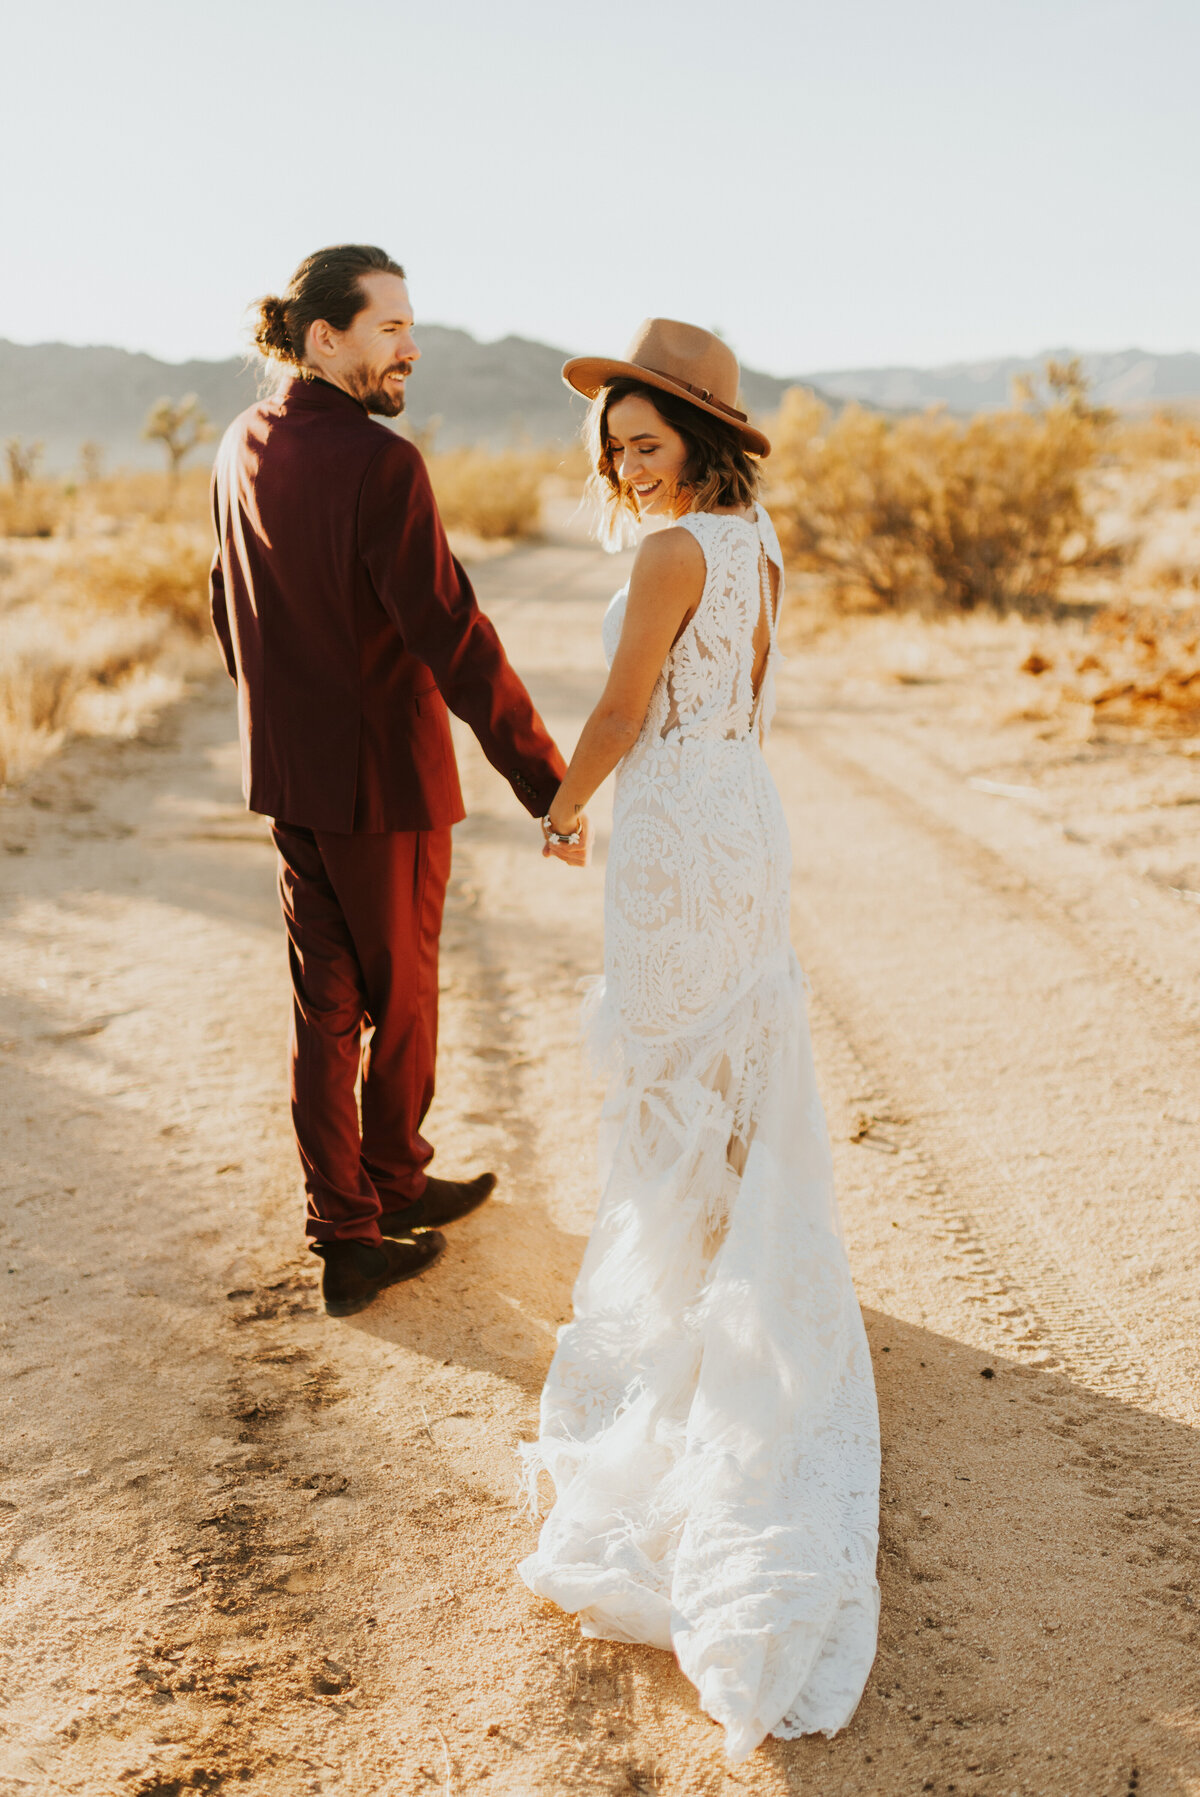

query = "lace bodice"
[597,503,791,1048]
[601,504,784,749]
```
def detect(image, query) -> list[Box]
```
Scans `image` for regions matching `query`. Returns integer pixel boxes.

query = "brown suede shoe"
[377,1172,496,1235]
[315,1232,445,1317]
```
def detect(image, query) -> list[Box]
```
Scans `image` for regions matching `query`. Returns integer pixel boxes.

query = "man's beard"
[346,359,411,417]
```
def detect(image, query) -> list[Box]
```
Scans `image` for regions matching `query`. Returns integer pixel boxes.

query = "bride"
[522,319,880,1762]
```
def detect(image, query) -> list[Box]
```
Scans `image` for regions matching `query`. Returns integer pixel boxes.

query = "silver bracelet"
[541,814,582,846]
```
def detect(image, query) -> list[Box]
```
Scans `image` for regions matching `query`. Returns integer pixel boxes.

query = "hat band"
[638,364,748,425]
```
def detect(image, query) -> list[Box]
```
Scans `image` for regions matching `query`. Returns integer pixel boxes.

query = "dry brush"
[765,362,1118,614]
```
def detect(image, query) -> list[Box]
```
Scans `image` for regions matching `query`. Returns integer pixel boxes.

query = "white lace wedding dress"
[519,505,880,1763]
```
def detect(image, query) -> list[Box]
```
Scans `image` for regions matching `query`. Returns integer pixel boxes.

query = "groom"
[209,244,566,1317]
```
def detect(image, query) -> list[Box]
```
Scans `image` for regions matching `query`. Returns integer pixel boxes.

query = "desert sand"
[2,519,1199,1797]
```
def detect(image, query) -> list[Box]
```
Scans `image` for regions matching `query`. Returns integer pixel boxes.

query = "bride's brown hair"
[584,378,761,550]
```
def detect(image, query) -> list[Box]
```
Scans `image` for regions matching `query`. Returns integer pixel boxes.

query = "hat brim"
[562,356,771,458]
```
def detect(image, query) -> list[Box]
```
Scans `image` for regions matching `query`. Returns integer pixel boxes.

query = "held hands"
[541,808,591,868]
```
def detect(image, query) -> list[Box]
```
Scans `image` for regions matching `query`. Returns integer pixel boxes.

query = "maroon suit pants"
[272,822,452,1247]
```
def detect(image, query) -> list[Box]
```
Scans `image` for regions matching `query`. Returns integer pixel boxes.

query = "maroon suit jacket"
[209,376,564,832]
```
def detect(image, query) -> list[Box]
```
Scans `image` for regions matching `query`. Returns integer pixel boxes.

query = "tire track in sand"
[771,714,1200,1424]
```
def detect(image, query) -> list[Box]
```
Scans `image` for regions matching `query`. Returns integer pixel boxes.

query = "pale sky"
[4,0,1197,376]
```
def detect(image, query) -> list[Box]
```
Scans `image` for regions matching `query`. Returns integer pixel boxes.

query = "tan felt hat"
[563,317,771,458]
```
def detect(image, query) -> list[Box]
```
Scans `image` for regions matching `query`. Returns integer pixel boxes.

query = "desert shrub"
[767,365,1113,612]
[0,470,216,788]
[426,447,543,540]
[1113,408,1200,465]
[1109,409,1200,521]
[0,611,164,787]
[63,526,212,634]
[1,466,215,538]
[0,480,66,538]
[81,466,214,530]
[100,466,213,524]
[1020,602,1200,734]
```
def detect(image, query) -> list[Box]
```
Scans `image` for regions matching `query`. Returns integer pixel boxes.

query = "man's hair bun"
[253,294,296,362]
[249,248,405,370]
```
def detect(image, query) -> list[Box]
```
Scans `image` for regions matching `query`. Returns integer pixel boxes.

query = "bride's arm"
[544,528,705,862]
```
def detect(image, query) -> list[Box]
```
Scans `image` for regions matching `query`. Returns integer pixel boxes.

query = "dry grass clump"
[0,466,215,789]
[82,466,214,530]
[62,527,212,634]
[0,467,213,539]
[767,364,1113,613]
[1113,408,1200,466]
[0,481,67,539]
[425,446,544,540]
[0,610,165,787]
[1105,409,1200,535]
[1020,602,1200,734]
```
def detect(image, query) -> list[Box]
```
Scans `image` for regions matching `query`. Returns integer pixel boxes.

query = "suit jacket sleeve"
[357,436,566,817]
[208,473,236,682]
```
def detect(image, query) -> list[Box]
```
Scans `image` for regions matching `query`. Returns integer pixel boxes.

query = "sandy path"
[1,534,1198,1797]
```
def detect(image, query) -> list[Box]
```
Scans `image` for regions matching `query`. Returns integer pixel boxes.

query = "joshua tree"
[1013,358,1113,426]
[79,440,105,484]
[142,395,215,500]
[5,439,43,491]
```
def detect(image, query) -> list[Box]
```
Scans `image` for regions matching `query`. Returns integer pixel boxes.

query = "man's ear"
[307,318,337,362]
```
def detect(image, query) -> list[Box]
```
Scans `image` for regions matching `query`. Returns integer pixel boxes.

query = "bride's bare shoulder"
[631,524,707,580]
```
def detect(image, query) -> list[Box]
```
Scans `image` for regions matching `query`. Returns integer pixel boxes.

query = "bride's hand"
[542,812,591,868]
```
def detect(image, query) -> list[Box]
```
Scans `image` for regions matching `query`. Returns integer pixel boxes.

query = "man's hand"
[542,812,591,868]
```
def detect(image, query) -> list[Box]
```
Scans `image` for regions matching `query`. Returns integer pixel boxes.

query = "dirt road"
[2,532,1199,1797]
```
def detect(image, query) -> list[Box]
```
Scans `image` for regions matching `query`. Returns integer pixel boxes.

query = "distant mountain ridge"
[807,347,1200,414]
[2,333,1198,473]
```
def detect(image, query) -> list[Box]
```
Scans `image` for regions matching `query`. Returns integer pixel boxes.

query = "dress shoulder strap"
[672,511,719,549]
[755,503,785,574]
